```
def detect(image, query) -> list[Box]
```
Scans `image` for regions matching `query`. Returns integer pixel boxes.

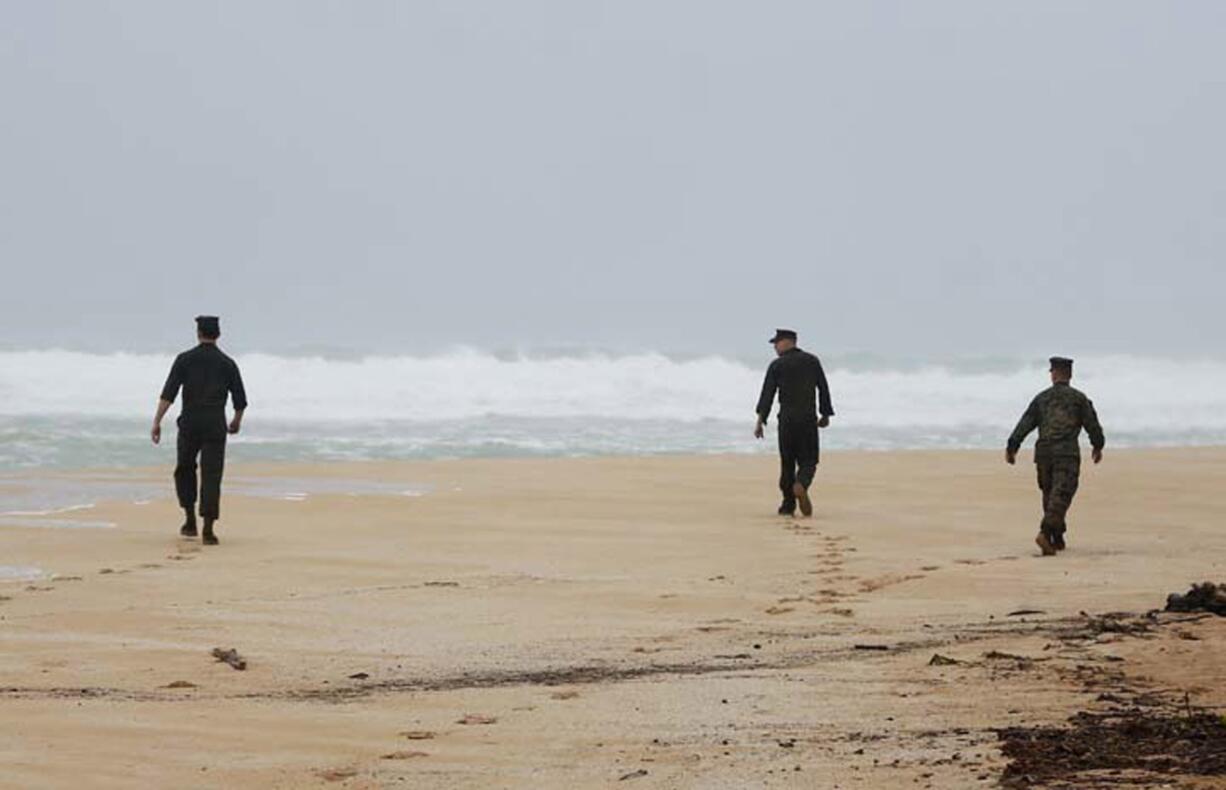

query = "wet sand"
[1,449,1225,788]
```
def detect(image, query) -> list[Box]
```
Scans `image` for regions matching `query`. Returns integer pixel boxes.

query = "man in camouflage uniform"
[1006,357,1105,556]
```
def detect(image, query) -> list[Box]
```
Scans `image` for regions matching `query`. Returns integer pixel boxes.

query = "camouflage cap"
[1049,356,1074,371]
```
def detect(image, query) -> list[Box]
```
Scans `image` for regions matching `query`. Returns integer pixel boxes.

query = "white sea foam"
[1,349,1224,470]
[3,349,1225,428]
[0,518,115,529]
[0,565,46,581]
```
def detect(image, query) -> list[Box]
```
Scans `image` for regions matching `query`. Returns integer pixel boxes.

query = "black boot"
[202,518,219,546]
[180,509,198,538]
[777,498,796,516]
[792,482,813,517]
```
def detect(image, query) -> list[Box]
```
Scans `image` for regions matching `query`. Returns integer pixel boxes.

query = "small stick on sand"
[211,647,247,670]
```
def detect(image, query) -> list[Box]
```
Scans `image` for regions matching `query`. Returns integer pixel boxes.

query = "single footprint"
[764,606,795,615]
[398,731,437,740]
[456,714,497,725]
[858,574,925,593]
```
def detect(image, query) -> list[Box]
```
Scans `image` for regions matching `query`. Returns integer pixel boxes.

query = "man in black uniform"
[754,329,835,517]
[151,316,248,545]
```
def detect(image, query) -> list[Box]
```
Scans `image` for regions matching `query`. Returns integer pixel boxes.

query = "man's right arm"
[228,361,248,435]
[1083,395,1105,463]
[814,356,834,426]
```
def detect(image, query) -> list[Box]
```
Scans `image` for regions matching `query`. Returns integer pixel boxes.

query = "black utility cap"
[196,315,221,337]
[1049,356,1074,371]
[769,328,798,344]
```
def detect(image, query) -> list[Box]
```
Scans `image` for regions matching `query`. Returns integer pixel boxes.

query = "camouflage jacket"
[1007,382,1105,461]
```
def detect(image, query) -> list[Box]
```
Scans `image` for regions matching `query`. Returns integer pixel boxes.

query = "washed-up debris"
[778,739,796,748]
[456,714,497,725]
[380,751,428,760]
[854,644,890,651]
[619,769,649,781]
[210,647,247,671]
[928,654,960,666]
[1075,611,1156,637]
[424,581,460,588]
[1006,609,1046,617]
[399,731,436,740]
[164,680,197,689]
[1166,582,1226,616]
[348,672,370,680]
[983,650,1044,664]
[998,708,1226,786]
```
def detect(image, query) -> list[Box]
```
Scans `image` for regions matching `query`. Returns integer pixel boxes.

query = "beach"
[2,449,1225,788]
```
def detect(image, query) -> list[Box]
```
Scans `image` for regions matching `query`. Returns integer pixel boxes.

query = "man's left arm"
[1006,398,1040,464]
[754,362,779,439]
[152,357,183,445]
[815,357,834,428]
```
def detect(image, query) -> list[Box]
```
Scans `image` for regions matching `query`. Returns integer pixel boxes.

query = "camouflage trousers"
[1036,457,1080,540]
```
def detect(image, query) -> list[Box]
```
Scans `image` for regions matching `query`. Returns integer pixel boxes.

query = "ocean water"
[2,349,1225,472]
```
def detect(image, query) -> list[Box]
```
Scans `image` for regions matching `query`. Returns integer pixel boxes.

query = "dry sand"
[1,449,1225,789]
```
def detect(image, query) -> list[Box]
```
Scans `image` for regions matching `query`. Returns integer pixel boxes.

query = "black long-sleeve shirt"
[756,347,834,424]
[160,343,248,418]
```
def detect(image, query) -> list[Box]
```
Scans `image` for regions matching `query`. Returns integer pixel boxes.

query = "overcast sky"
[2,2,1223,357]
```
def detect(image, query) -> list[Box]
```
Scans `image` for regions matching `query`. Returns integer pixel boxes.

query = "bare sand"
[1,449,1225,789]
